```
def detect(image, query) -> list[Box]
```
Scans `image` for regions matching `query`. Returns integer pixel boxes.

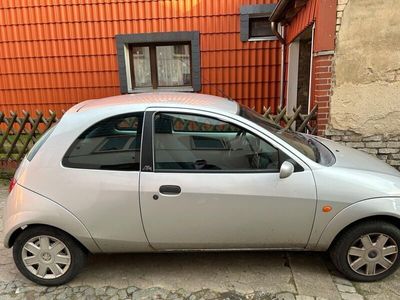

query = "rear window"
[26,126,56,161]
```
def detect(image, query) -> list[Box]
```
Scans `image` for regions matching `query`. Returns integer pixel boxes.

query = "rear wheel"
[13,226,87,286]
[330,221,400,282]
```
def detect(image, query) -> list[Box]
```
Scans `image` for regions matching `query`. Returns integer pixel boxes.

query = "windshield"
[239,105,318,162]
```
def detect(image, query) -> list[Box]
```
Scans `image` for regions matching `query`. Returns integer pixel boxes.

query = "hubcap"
[347,233,398,276]
[21,235,71,279]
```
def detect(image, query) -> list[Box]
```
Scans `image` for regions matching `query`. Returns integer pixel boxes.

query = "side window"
[63,113,143,171]
[154,113,280,172]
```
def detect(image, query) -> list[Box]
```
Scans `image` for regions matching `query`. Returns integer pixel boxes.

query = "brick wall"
[336,0,350,34]
[325,128,400,170]
[313,54,333,136]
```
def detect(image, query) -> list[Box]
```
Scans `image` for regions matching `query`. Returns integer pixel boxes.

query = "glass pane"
[132,46,151,87]
[154,113,279,171]
[156,45,191,87]
[239,106,318,162]
[249,18,273,38]
[63,113,143,171]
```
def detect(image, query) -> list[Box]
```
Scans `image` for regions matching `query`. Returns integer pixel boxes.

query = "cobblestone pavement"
[0,184,399,299]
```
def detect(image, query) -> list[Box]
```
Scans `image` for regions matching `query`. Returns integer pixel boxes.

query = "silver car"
[3,92,400,286]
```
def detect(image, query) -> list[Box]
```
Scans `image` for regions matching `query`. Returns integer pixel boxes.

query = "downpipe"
[271,21,285,108]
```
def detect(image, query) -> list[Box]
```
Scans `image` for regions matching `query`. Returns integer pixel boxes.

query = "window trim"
[240,4,277,42]
[148,110,286,174]
[116,31,200,94]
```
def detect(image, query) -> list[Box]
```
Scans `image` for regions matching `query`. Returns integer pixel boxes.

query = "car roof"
[72,92,239,115]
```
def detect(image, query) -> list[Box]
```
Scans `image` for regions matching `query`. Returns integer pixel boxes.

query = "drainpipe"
[271,21,285,108]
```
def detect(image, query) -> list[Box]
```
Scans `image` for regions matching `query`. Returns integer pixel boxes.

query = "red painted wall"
[285,0,336,52]
[0,0,281,116]
[282,0,336,134]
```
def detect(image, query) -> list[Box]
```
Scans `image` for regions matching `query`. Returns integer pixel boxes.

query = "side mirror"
[280,161,295,179]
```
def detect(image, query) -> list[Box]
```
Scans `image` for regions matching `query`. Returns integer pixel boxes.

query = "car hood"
[312,136,400,177]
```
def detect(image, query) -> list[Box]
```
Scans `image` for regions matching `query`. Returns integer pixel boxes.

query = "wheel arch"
[7,224,91,254]
[3,184,101,253]
[328,215,400,250]
[315,197,400,250]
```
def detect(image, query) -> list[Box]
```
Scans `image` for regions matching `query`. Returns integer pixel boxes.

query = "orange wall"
[285,0,317,44]
[283,0,336,109]
[285,0,336,52]
[0,0,281,116]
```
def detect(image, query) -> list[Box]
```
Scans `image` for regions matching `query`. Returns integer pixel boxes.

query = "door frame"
[286,24,315,115]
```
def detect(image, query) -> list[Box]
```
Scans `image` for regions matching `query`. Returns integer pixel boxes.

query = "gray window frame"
[240,4,277,42]
[116,31,201,94]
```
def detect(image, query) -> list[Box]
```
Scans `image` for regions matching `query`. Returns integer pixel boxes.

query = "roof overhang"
[270,0,308,24]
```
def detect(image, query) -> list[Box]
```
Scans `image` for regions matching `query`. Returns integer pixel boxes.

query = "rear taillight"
[8,178,17,193]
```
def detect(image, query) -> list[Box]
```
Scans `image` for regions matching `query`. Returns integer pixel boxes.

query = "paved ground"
[0,184,399,299]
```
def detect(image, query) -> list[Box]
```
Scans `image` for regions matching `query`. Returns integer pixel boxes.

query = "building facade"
[0,0,339,130]
[0,0,285,115]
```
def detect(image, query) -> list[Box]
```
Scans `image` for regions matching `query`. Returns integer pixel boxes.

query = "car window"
[239,105,334,165]
[62,113,143,171]
[153,112,280,172]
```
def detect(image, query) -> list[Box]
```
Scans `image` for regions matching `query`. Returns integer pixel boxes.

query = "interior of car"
[154,113,280,171]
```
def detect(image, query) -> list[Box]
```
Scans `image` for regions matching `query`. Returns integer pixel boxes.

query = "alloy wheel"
[21,235,71,279]
[347,233,398,276]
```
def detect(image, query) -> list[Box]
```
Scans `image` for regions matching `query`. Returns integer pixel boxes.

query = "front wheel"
[330,221,400,282]
[13,226,87,286]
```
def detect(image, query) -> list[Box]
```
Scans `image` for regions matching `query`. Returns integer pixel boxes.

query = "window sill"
[129,86,194,93]
[247,36,277,42]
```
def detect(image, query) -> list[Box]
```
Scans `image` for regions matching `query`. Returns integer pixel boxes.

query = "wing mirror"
[279,161,295,179]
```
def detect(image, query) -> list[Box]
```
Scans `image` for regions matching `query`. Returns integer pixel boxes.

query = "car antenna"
[202,77,234,101]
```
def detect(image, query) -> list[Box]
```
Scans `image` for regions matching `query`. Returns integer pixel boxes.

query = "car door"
[139,108,317,250]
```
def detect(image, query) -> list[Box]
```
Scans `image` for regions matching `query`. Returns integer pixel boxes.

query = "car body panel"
[315,197,400,250]
[312,135,400,177]
[74,92,238,115]
[15,135,150,252]
[307,166,400,248]
[3,184,100,253]
[140,170,317,249]
[7,105,151,252]
[3,92,400,254]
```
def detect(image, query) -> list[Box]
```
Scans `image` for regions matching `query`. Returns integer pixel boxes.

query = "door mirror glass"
[280,161,295,179]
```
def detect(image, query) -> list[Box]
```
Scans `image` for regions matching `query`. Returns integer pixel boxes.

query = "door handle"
[159,185,181,195]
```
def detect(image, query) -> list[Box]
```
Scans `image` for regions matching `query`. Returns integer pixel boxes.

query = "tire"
[13,225,87,286]
[330,221,400,282]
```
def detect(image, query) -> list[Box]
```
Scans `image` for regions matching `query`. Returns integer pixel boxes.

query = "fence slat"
[0,112,17,151]
[5,112,30,160]
[16,111,44,162]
